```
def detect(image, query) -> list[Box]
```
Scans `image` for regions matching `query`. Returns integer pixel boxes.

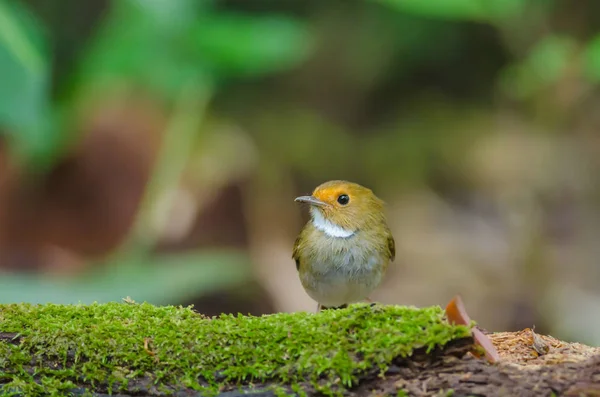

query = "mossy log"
[0,302,598,396]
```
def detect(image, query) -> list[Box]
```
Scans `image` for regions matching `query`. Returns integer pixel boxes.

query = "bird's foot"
[365,297,377,307]
[317,303,348,312]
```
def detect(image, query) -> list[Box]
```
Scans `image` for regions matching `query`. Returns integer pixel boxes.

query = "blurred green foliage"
[5,0,599,178]
[584,34,600,82]
[376,0,527,22]
[0,0,312,168]
[76,0,311,97]
[0,250,252,305]
[0,0,51,165]
[0,0,600,334]
[500,35,578,100]
[0,0,312,304]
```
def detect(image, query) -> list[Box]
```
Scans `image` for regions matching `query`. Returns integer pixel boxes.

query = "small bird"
[293,180,395,311]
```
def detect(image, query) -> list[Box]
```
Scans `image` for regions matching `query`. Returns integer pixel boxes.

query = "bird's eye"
[337,194,350,205]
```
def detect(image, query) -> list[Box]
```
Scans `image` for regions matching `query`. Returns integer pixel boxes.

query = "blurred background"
[0,0,599,345]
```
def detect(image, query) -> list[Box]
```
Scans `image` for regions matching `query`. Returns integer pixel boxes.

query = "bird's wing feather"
[387,233,396,262]
[292,234,302,271]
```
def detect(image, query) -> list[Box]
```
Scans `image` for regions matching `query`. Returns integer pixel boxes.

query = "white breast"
[310,207,355,238]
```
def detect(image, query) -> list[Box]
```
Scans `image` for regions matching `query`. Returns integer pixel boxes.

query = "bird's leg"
[365,297,377,307]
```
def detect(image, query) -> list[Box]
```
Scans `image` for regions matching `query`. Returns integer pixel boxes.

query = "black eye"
[337,194,349,205]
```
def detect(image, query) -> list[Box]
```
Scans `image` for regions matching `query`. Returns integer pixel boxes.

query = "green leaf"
[374,0,526,22]
[0,0,52,163]
[75,0,311,98]
[127,0,204,26]
[583,34,600,83]
[0,250,252,305]
[72,0,203,100]
[187,13,313,78]
[499,35,577,100]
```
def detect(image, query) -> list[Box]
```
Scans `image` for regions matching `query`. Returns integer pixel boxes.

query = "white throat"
[310,207,355,238]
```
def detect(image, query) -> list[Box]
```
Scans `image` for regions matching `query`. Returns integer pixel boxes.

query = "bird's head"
[294,180,386,237]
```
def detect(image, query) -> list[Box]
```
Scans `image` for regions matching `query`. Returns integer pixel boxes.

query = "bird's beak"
[294,195,328,207]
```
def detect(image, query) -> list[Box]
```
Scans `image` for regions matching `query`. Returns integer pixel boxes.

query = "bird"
[292,180,395,312]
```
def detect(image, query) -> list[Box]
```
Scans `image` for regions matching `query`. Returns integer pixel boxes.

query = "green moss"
[0,302,471,396]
